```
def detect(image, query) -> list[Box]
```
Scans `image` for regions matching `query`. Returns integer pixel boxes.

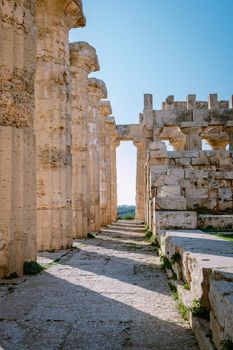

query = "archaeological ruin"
[0,1,232,349]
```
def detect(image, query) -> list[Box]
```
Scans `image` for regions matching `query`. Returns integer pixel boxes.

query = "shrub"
[171,252,182,264]
[191,299,209,320]
[183,283,190,291]
[160,255,172,270]
[221,339,233,350]
[23,261,45,275]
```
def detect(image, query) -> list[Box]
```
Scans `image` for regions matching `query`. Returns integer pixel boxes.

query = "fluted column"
[111,140,120,222]
[134,141,146,221]
[70,42,99,238]
[0,1,36,277]
[180,125,204,151]
[105,117,118,223]
[87,78,107,232]
[35,0,85,251]
[99,101,112,227]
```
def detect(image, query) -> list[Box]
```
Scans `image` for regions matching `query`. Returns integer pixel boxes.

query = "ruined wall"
[35,0,85,250]
[0,0,37,277]
[141,93,233,232]
[150,148,233,214]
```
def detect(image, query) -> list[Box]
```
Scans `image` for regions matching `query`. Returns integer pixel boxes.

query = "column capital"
[88,78,107,99]
[70,41,100,74]
[99,100,112,117]
[64,0,86,29]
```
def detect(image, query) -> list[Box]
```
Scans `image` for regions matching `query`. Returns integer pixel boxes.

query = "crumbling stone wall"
[0,0,37,277]
[141,93,233,232]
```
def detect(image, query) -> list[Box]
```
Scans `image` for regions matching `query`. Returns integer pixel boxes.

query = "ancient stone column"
[87,78,107,232]
[180,125,204,151]
[70,42,99,238]
[99,101,112,227]
[203,127,229,150]
[0,1,36,277]
[111,139,120,222]
[105,117,119,223]
[35,1,85,250]
[134,141,146,221]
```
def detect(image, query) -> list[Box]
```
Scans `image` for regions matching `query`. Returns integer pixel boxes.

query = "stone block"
[197,214,233,230]
[158,185,181,198]
[155,211,197,230]
[156,196,186,210]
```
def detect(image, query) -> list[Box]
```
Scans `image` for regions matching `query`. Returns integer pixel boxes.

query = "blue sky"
[70,0,233,205]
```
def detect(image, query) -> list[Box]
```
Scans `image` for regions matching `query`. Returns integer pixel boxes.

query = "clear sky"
[69,0,233,205]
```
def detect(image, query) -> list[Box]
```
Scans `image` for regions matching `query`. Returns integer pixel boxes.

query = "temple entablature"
[116,124,144,142]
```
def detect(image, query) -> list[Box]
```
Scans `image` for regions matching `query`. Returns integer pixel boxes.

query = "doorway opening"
[116,141,136,220]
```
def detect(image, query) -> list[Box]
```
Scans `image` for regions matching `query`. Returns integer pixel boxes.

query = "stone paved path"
[0,221,199,350]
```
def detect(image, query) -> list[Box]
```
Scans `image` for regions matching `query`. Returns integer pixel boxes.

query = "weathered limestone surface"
[99,101,112,227]
[197,214,233,230]
[106,117,119,223]
[0,0,37,277]
[0,222,198,349]
[87,78,107,232]
[158,229,233,350]
[209,269,233,349]
[70,42,99,238]
[35,0,85,250]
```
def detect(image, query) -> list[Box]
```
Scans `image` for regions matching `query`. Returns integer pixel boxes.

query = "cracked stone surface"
[0,221,198,350]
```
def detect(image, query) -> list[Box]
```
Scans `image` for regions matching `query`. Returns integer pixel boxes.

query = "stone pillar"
[105,117,119,223]
[70,42,99,238]
[204,127,229,150]
[134,141,146,221]
[111,139,120,222]
[0,1,36,277]
[87,78,107,232]
[99,101,112,227]
[35,0,85,251]
[180,125,204,151]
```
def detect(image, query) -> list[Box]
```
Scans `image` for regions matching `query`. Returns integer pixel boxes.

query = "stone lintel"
[117,124,143,141]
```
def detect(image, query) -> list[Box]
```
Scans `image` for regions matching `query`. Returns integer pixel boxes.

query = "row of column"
[0,1,118,277]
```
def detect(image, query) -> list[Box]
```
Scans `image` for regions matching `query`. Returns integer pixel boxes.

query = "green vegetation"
[160,255,172,270]
[117,205,135,220]
[168,283,189,321]
[191,299,209,320]
[144,230,159,247]
[183,283,190,291]
[221,339,233,350]
[177,300,189,321]
[171,271,177,280]
[211,233,233,242]
[23,261,45,275]
[120,213,135,220]
[171,252,182,264]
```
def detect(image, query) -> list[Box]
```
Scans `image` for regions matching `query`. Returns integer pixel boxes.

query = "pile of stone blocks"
[158,229,233,349]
